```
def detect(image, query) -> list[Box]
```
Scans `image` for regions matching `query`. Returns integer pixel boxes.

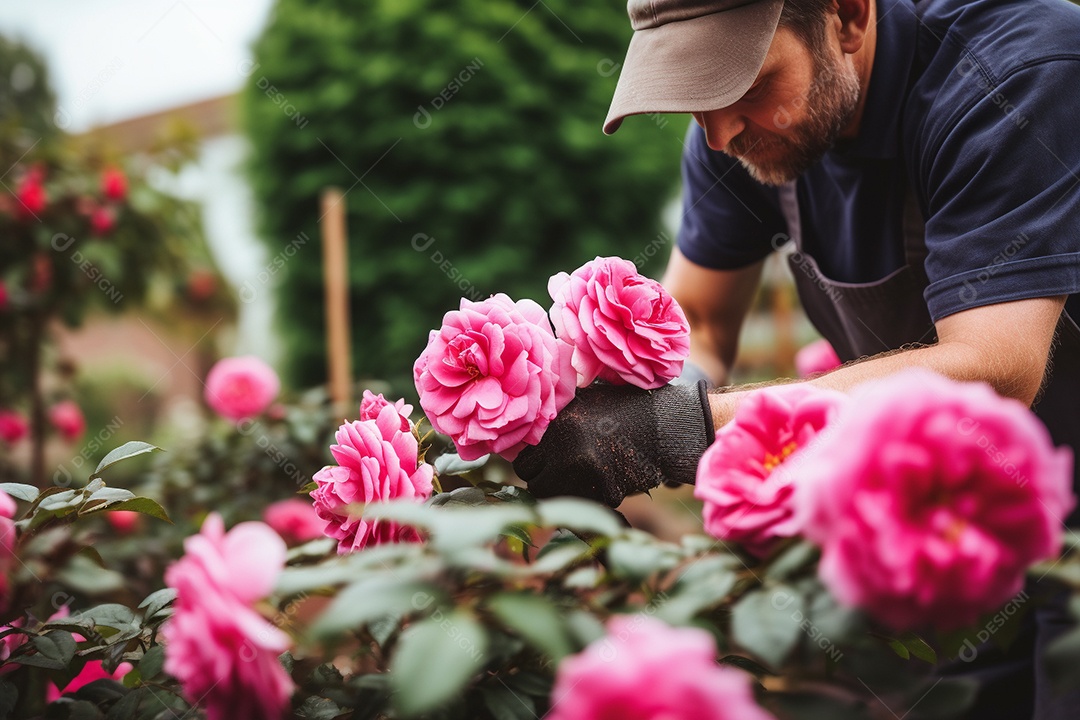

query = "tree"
[243,0,684,393]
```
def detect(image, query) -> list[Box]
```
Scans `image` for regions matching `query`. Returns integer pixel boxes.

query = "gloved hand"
[512,380,715,507]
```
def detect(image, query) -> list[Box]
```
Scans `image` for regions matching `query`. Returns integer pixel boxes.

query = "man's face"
[691,25,863,186]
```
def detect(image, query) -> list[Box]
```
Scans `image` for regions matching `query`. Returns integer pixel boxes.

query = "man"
[513,0,1080,717]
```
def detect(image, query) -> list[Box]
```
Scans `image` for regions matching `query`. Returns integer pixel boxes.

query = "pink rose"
[48,660,133,701]
[794,338,842,378]
[359,389,412,432]
[0,618,27,674]
[796,369,1075,630]
[0,492,15,614]
[549,615,776,720]
[695,384,847,556]
[414,293,574,461]
[263,499,325,544]
[163,514,293,720]
[100,167,127,202]
[0,281,7,311]
[0,411,28,445]
[548,256,690,389]
[204,356,280,422]
[311,404,434,553]
[49,401,85,443]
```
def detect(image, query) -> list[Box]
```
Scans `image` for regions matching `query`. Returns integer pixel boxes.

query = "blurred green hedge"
[242,0,684,394]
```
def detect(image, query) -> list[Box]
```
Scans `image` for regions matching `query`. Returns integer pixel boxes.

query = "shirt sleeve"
[920,59,1080,322]
[676,123,787,270]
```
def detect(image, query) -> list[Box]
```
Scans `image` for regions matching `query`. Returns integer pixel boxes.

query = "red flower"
[100,167,127,202]
[49,401,86,443]
[89,206,116,236]
[15,170,46,219]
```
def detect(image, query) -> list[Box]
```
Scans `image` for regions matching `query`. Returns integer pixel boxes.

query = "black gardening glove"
[512,380,715,507]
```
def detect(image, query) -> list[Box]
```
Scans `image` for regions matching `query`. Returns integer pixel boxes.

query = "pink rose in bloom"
[204,356,280,422]
[0,281,7,311]
[0,411,28,445]
[550,615,776,720]
[695,384,847,556]
[548,256,690,389]
[163,514,293,720]
[263,499,325,544]
[414,293,574,461]
[796,370,1075,631]
[794,338,842,378]
[49,401,85,442]
[311,404,433,553]
[89,205,116,236]
[100,167,127,202]
[359,389,413,432]
[107,510,141,535]
[48,661,133,701]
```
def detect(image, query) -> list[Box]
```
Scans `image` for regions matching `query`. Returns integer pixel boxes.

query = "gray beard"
[728,51,863,187]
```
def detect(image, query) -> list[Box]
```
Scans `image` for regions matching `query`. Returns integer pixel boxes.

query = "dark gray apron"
[779,181,1080,720]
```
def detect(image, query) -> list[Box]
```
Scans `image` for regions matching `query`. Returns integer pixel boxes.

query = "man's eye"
[741,79,770,102]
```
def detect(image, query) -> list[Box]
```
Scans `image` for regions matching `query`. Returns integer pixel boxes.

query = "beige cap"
[604,0,785,134]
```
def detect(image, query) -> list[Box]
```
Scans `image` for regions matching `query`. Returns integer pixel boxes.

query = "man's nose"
[693,110,746,152]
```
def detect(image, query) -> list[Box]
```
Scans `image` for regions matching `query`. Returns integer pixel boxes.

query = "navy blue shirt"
[677,0,1080,324]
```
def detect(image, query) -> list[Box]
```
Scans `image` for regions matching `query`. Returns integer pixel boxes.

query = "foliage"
[242,0,683,393]
[6,423,1080,719]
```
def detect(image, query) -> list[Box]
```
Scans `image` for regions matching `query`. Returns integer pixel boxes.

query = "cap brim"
[603,0,784,134]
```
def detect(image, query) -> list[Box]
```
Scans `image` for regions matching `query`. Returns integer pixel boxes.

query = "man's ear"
[835,0,872,54]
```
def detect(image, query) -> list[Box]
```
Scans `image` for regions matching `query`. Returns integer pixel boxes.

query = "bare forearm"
[707,339,1045,429]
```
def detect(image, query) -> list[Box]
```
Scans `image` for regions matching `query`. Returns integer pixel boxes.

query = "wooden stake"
[320,188,353,413]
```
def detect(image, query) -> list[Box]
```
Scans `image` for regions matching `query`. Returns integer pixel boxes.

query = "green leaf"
[105,497,171,523]
[138,645,165,681]
[430,486,487,507]
[606,536,679,581]
[1045,625,1080,691]
[311,578,440,639]
[886,637,910,660]
[294,696,348,719]
[91,442,162,478]
[482,684,535,720]
[16,630,77,670]
[433,452,490,476]
[904,677,978,719]
[298,481,318,494]
[491,485,536,506]
[138,589,177,622]
[765,541,819,581]
[0,483,38,503]
[900,633,937,664]
[57,557,126,595]
[78,487,137,516]
[487,593,573,661]
[731,586,804,669]
[71,604,138,632]
[390,610,488,717]
[535,498,624,537]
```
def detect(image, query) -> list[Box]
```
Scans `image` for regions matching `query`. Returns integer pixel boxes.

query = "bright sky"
[0,0,275,132]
